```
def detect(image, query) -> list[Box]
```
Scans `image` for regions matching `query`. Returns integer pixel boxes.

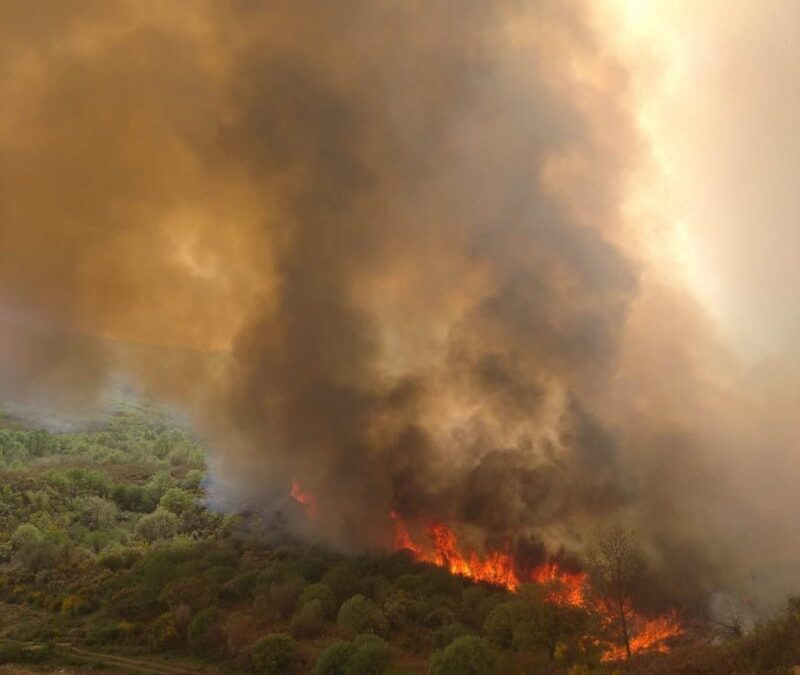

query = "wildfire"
[290,479,318,518]
[290,500,681,660]
[600,611,684,661]
[530,562,588,606]
[392,516,520,591]
[390,514,683,660]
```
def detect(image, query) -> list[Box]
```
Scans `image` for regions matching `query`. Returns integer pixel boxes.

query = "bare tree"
[590,523,643,659]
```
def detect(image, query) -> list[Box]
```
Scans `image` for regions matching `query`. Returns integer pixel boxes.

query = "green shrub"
[98,546,141,571]
[298,582,337,618]
[314,641,357,675]
[251,633,297,675]
[482,603,513,648]
[160,575,217,613]
[150,613,181,649]
[222,570,259,601]
[135,508,178,542]
[434,623,470,648]
[290,598,325,639]
[314,634,391,675]
[187,606,225,655]
[323,563,360,603]
[429,636,496,675]
[337,595,387,637]
[270,574,306,619]
[159,487,194,515]
[345,633,392,675]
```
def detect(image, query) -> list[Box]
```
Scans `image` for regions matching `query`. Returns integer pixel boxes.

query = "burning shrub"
[428,635,496,675]
[251,633,297,675]
[337,595,388,637]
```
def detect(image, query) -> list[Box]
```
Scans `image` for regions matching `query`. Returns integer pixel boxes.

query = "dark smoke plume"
[1,0,796,610]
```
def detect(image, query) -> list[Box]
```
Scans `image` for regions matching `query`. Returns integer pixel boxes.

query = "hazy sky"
[606,0,800,360]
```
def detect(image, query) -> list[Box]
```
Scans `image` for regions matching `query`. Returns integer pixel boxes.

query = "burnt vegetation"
[0,403,795,675]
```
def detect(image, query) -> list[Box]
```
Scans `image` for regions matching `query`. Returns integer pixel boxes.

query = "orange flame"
[530,562,588,606]
[290,479,318,518]
[600,611,684,661]
[390,513,683,660]
[392,517,519,591]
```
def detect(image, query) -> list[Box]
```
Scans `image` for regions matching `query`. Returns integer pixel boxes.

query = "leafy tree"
[11,523,43,550]
[290,598,324,639]
[135,509,178,542]
[590,524,642,660]
[298,582,337,618]
[314,641,357,675]
[323,563,360,603]
[160,576,217,613]
[152,612,181,649]
[251,633,297,675]
[337,595,387,637]
[270,574,306,619]
[187,606,225,655]
[74,495,118,529]
[345,633,392,675]
[159,487,194,515]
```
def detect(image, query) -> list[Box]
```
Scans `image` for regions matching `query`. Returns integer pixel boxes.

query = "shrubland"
[0,401,796,674]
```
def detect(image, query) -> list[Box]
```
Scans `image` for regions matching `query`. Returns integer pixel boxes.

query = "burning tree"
[590,524,643,660]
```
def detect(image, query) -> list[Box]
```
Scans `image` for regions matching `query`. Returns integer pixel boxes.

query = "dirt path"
[55,645,215,675]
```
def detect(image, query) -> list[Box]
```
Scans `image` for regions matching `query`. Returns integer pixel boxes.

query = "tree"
[337,595,387,637]
[314,634,391,675]
[187,606,225,655]
[297,582,337,619]
[290,599,324,639]
[590,524,643,660]
[251,633,297,675]
[135,508,178,542]
[159,488,194,515]
[74,495,118,529]
[270,574,306,619]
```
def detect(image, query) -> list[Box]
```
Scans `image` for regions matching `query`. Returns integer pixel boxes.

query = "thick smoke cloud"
[0,0,794,609]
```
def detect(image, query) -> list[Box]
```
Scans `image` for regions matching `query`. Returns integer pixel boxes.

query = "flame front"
[599,611,684,661]
[392,516,520,591]
[530,561,588,606]
[390,514,683,660]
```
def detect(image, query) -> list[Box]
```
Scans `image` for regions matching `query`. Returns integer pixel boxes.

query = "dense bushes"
[251,633,297,675]
[314,634,391,675]
[337,595,388,636]
[429,636,496,675]
[3,401,800,675]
